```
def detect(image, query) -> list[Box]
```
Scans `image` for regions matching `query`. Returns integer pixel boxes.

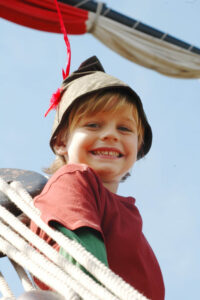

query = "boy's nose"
[100,128,118,142]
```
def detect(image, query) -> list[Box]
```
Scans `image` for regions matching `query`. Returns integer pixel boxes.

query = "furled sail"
[1,0,200,78]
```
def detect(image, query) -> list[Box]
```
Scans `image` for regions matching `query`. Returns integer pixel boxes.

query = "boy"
[31,56,165,300]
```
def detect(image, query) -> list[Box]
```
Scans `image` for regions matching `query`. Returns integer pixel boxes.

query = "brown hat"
[50,56,152,159]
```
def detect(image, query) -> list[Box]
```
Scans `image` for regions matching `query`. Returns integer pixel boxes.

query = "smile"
[90,149,123,158]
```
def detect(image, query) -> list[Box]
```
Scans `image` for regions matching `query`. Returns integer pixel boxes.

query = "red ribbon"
[44,0,71,117]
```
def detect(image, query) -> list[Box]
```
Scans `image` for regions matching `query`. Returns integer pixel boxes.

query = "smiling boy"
[55,95,140,193]
[31,56,165,300]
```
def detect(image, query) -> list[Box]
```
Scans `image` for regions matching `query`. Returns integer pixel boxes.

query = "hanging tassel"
[44,0,71,117]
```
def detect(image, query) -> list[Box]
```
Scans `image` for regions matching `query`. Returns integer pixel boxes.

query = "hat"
[50,56,152,159]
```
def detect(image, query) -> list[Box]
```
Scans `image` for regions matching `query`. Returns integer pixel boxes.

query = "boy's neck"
[102,181,119,194]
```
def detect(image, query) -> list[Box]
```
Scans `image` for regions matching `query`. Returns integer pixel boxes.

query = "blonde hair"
[45,89,144,176]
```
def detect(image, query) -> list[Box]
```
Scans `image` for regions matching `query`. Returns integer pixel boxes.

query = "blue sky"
[1,1,200,299]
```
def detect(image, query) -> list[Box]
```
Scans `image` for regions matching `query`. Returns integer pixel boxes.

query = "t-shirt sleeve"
[55,224,108,267]
[34,164,104,235]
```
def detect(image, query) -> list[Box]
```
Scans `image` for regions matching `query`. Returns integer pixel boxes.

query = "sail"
[1,0,200,78]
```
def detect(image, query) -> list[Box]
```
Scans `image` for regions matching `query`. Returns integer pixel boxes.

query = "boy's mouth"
[90,148,123,158]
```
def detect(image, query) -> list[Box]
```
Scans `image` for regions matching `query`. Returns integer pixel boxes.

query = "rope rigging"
[0,173,149,300]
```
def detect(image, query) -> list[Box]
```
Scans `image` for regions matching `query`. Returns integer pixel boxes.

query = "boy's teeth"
[93,150,120,157]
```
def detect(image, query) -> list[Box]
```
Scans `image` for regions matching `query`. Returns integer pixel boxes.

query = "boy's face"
[57,104,139,192]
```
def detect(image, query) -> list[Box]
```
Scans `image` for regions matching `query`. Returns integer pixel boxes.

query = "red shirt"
[31,164,165,300]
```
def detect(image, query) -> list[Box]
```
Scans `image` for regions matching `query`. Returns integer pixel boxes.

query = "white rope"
[11,180,148,300]
[0,180,121,300]
[0,178,149,300]
[74,0,90,8]
[0,186,121,300]
[0,237,79,300]
[9,261,34,292]
[87,2,104,33]
[160,32,168,40]
[132,21,140,29]
[0,206,118,300]
[1,178,148,300]
[102,8,110,17]
[0,272,15,299]
[0,205,118,300]
[0,219,109,300]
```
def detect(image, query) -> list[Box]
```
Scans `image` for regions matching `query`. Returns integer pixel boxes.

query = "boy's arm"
[54,223,109,275]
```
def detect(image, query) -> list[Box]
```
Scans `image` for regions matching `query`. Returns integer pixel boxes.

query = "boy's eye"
[118,126,132,132]
[85,123,99,128]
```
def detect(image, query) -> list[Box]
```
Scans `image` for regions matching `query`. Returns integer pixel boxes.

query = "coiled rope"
[0,177,148,300]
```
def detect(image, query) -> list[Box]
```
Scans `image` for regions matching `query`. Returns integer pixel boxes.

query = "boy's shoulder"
[46,163,101,189]
[54,163,97,177]
[35,164,100,201]
[35,163,104,206]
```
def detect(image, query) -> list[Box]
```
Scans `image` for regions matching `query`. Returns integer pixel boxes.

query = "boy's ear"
[54,144,68,156]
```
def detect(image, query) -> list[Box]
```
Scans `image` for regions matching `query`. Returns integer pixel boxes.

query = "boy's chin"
[94,168,122,183]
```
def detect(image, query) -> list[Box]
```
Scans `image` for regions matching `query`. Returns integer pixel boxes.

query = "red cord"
[44,0,71,117]
[54,0,71,79]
